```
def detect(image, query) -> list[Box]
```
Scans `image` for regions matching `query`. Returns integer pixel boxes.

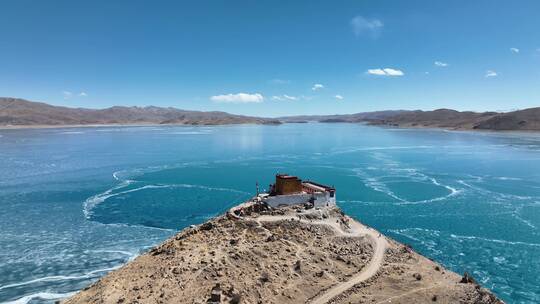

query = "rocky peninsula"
[65,201,502,304]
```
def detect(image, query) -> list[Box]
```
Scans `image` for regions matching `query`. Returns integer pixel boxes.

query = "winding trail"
[252,211,388,304]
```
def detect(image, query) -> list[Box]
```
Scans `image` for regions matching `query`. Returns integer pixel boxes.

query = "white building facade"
[262,175,336,208]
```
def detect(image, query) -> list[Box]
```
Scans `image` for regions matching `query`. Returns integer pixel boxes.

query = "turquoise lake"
[0,123,539,303]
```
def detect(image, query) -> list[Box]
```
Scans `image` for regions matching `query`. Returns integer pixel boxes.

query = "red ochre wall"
[275,176,302,195]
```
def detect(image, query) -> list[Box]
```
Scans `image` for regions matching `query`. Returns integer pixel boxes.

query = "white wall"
[263,192,336,208]
[313,192,336,207]
[263,193,311,207]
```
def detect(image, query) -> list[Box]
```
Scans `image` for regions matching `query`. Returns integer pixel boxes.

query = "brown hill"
[3,97,538,131]
[278,111,407,123]
[0,98,280,126]
[366,109,498,129]
[65,203,502,304]
[473,107,540,131]
[280,108,540,131]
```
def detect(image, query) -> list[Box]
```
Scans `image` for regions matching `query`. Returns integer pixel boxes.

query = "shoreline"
[0,122,278,131]
[369,123,540,137]
[1,121,540,135]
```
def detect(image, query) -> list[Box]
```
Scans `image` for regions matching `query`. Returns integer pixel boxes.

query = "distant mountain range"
[1,97,539,131]
[278,110,408,123]
[280,108,540,131]
[0,98,280,126]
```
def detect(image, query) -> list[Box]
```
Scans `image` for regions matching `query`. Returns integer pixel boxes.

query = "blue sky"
[1,0,539,117]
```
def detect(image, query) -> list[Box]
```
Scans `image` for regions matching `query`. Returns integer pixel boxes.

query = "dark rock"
[200,222,214,231]
[260,272,270,283]
[265,235,276,242]
[460,272,476,284]
[210,283,221,303]
[229,293,242,304]
[294,260,301,272]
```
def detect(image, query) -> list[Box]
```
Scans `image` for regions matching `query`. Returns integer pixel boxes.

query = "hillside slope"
[65,203,502,304]
[281,108,540,131]
[4,97,538,131]
[0,98,280,126]
[473,107,540,131]
[278,111,407,123]
[366,109,498,129]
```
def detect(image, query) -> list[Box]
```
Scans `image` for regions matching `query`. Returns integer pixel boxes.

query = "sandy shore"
[0,123,169,130]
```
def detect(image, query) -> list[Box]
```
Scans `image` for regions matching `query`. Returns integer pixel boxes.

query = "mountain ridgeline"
[0,98,281,126]
[280,108,540,131]
[1,97,539,131]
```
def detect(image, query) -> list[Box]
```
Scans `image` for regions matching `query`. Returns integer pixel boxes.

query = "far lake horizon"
[1,123,539,303]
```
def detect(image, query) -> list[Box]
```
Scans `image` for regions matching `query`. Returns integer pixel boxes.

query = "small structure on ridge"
[260,174,336,208]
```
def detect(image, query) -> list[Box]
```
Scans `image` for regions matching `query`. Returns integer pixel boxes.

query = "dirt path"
[253,213,388,304]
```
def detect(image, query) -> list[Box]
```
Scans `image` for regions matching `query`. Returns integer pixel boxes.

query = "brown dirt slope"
[280,107,540,131]
[0,97,280,126]
[65,203,502,304]
[473,107,540,131]
[365,109,498,129]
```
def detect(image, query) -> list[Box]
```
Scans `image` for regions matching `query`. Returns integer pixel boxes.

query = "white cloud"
[434,61,449,67]
[485,70,498,78]
[510,47,520,54]
[272,94,299,101]
[210,93,264,103]
[335,95,344,101]
[79,92,88,97]
[350,16,383,37]
[367,69,387,76]
[62,91,73,99]
[381,68,404,76]
[312,83,325,91]
[366,68,404,77]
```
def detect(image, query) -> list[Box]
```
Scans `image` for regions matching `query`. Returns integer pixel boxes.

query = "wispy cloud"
[63,91,88,99]
[335,95,344,101]
[510,47,520,54]
[312,83,325,91]
[272,94,299,101]
[485,70,498,78]
[434,61,448,67]
[366,68,404,77]
[210,93,264,103]
[62,91,73,99]
[350,16,383,38]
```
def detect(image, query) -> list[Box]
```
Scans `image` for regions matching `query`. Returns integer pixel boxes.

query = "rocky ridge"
[65,202,503,304]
